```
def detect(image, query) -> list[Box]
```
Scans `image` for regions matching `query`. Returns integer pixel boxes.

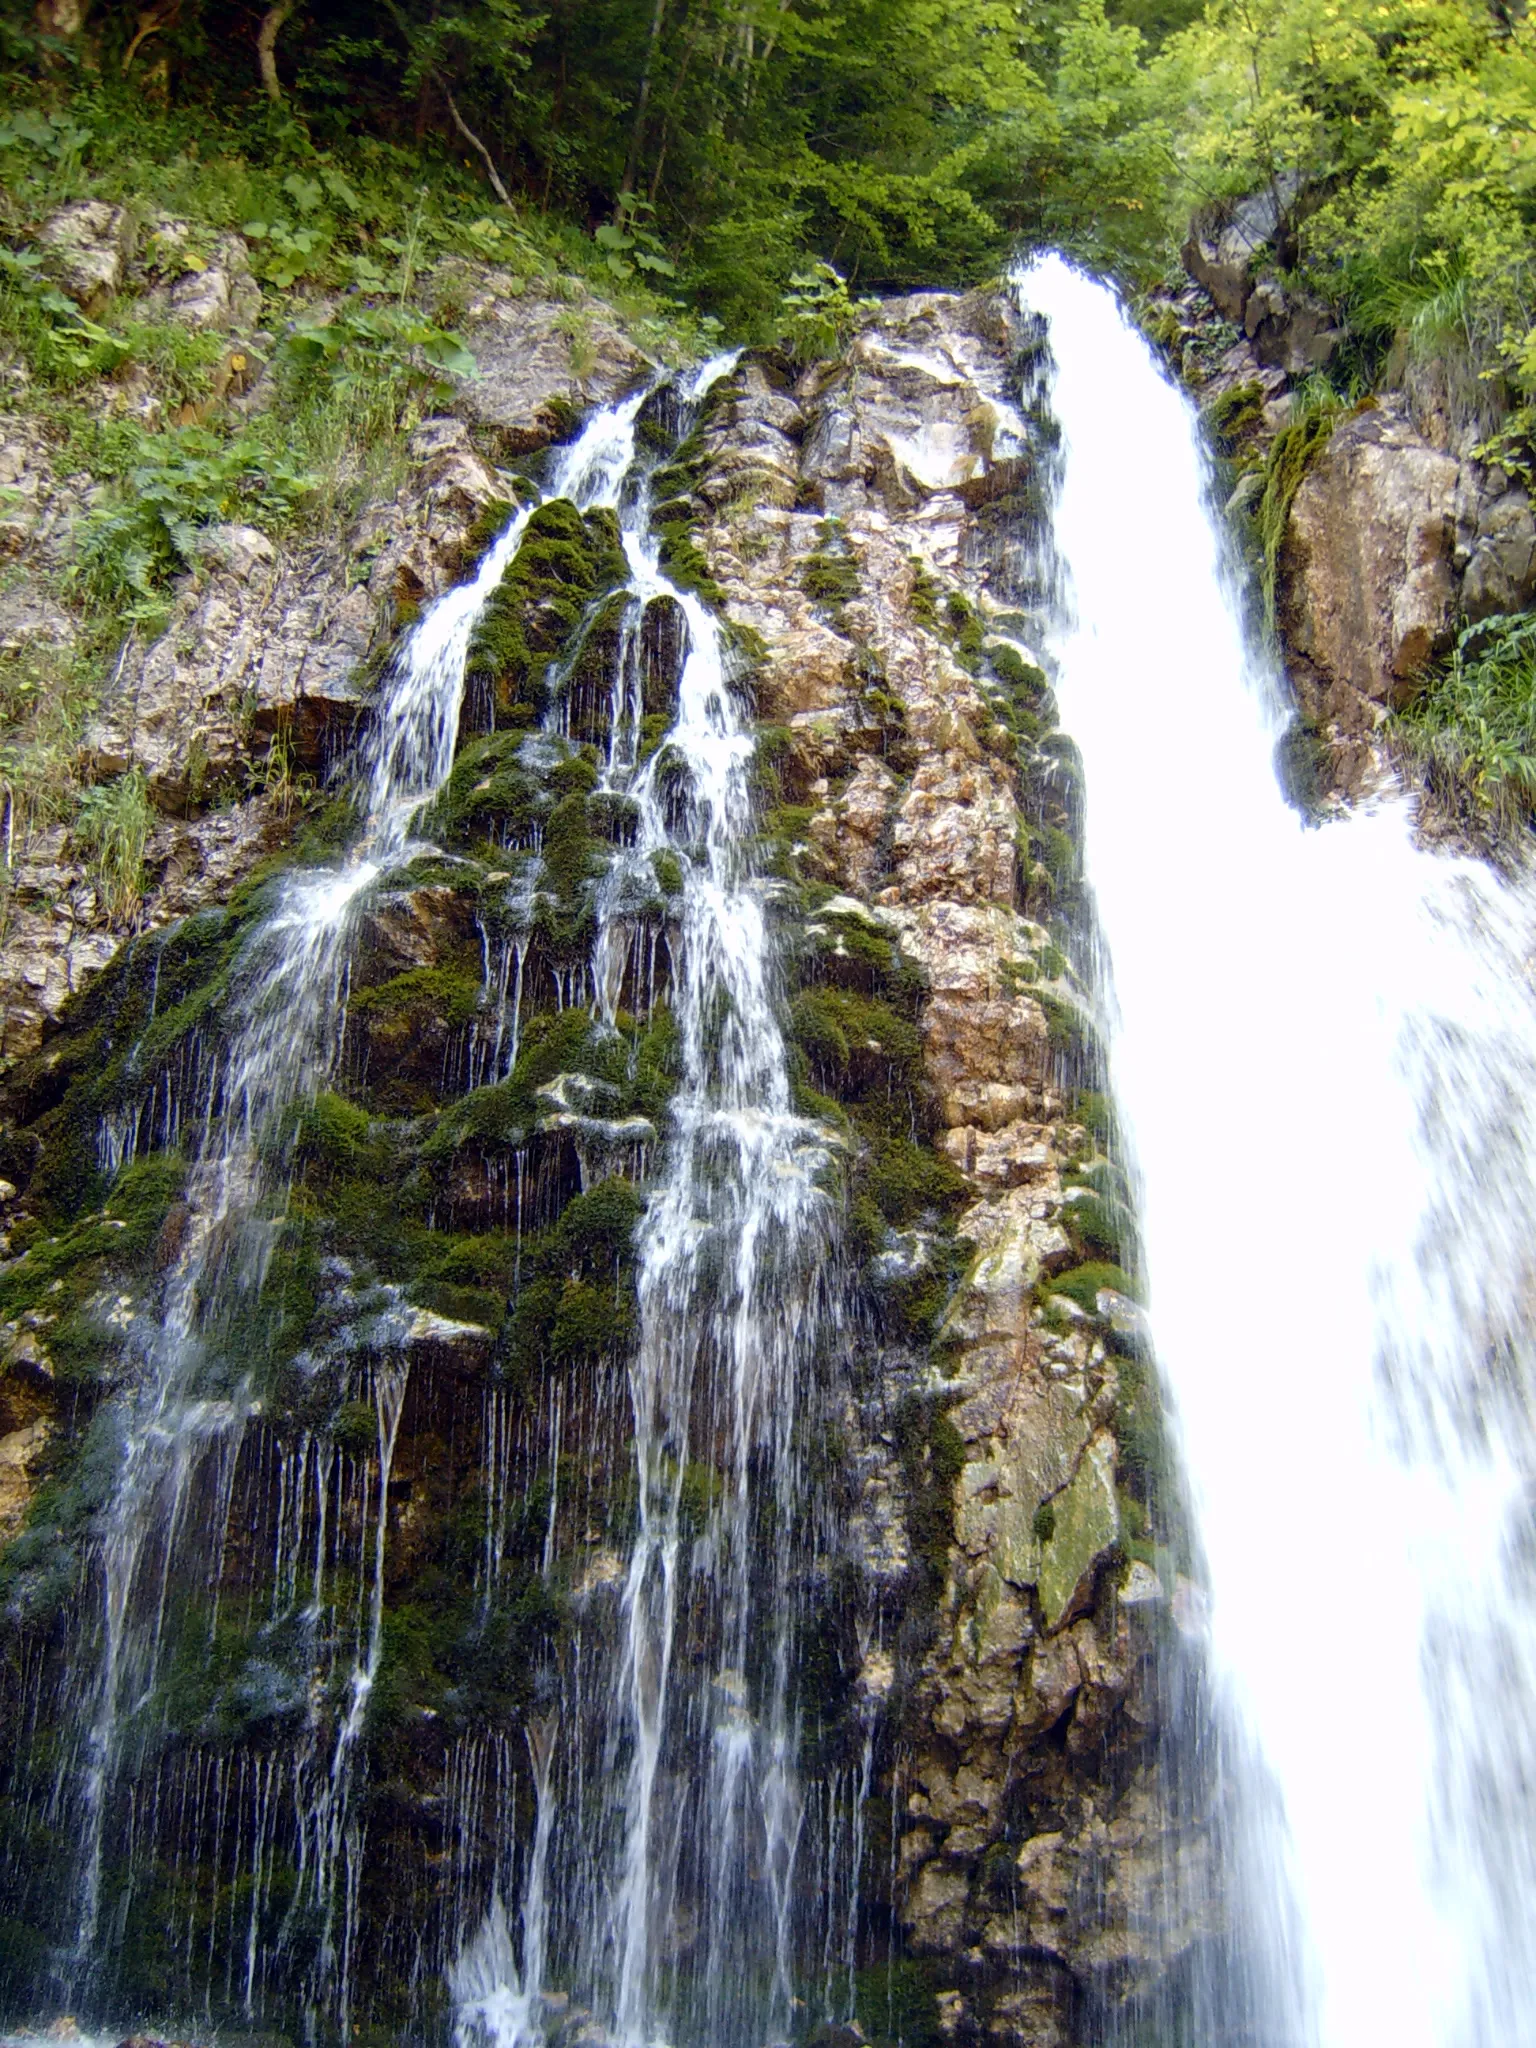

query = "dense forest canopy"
[3,0,1532,387]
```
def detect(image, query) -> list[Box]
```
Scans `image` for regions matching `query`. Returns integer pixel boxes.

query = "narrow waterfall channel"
[11,354,853,2048]
[451,370,839,2048]
[1019,255,1536,2048]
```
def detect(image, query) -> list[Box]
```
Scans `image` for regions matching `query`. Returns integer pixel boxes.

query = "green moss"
[943,589,984,666]
[802,524,861,609]
[463,496,517,562]
[541,791,597,900]
[1044,1262,1136,1313]
[503,1178,645,1376]
[1115,1353,1168,1511]
[853,1956,944,2048]
[893,1394,966,1603]
[869,1227,973,1345]
[908,557,941,627]
[651,848,684,897]
[655,522,724,607]
[331,1399,377,1455]
[465,499,628,727]
[1206,378,1267,457]
[0,1151,187,1323]
[1071,1089,1118,1145]
[349,966,483,1030]
[1258,404,1342,620]
[293,1091,392,1180]
[1062,1189,1125,1262]
[866,1134,967,1226]
[789,988,923,1102]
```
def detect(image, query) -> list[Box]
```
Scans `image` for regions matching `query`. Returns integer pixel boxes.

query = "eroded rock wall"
[1157,228,1536,811]
[0,295,1192,2046]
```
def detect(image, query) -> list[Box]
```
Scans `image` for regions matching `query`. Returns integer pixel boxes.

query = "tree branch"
[443,86,514,208]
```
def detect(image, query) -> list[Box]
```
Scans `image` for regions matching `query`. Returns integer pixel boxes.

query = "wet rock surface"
[0,289,1185,2048]
[686,296,1193,2044]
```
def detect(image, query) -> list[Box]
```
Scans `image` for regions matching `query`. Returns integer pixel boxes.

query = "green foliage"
[1391,610,1536,836]
[77,423,313,612]
[277,302,476,442]
[1163,0,1536,420]
[73,768,151,923]
[775,263,879,364]
[595,192,678,284]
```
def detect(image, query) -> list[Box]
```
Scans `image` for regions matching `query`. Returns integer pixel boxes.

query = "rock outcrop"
[686,297,1195,2040]
[1160,220,1536,812]
[0,269,657,1066]
[0,290,1186,2048]
[1278,398,1461,714]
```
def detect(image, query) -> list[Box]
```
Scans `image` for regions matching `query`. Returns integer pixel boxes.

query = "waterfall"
[1018,253,1536,2048]
[450,357,840,2048]
[53,391,668,2013]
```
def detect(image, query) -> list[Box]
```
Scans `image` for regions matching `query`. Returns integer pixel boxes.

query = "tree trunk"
[257,0,295,102]
[621,0,667,197]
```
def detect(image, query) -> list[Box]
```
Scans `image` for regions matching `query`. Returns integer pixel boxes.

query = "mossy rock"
[655,522,724,607]
[1044,1261,1136,1313]
[788,987,923,1101]
[465,499,628,728]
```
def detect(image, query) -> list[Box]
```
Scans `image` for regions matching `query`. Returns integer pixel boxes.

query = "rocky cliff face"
[0,283,1200,2046]
[1162,214,1536,812]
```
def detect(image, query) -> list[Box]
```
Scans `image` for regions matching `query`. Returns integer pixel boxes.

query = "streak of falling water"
[1017,252,1536,2047]
[449,356,841,2048]
[60,390,658,2002]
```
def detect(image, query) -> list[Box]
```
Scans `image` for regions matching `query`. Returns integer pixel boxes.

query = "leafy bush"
[1392,611,1536,835]
[775,263,879,365]
[77,423,313,609]
[276,301,476,440]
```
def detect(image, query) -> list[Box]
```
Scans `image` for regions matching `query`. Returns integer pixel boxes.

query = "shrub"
[1392,610,1536,836]
[73,768,151,923]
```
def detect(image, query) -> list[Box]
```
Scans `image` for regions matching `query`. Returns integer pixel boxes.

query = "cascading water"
[450,362,841,2048]
[1019,253,1536,2048]
[15,350,855,2048]
[46,389,673,2021]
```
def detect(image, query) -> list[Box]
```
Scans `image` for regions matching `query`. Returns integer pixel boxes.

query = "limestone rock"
[887,903,1054,1131]
[168,233,262,332]
[1278,399,1458,711]
[1037,1433,1120,1630]
[0,585,75,654]
[454,298,650,455]
[82,538,374,803]
[1461,482,1536,620]
[39,201,131,317]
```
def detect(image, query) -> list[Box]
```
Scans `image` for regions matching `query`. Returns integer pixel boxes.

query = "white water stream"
[1019,254,1536,2048]
[451,355,838,2048]
[60,393,663,2010]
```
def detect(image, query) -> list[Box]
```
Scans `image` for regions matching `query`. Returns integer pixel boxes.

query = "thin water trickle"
[448,350,843,2048]
[56,389,676,2015]
[1019,252,1536,2048]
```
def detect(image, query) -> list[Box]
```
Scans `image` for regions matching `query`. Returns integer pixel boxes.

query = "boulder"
[1461,482,1536,621]
[39,201,131,317]
[167,232,262,332]
[1278,399,1459,710]
[454,298,650,455]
